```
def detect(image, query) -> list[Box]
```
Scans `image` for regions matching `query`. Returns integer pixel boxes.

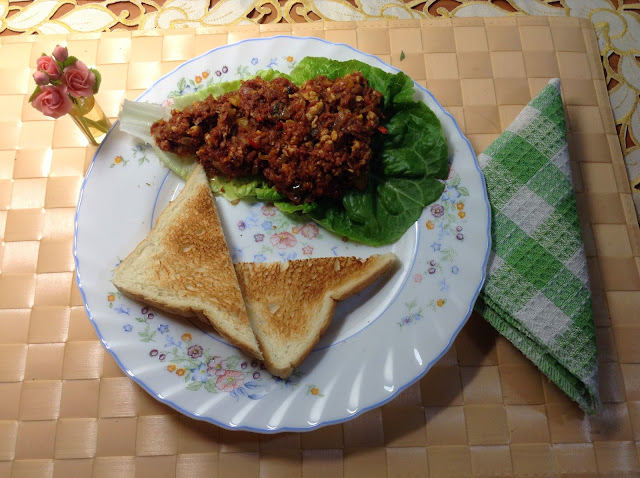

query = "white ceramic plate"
[74,36,490,433]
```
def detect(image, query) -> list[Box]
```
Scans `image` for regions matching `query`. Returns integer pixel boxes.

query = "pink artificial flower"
[33,71,49,86]
[300,223,319,239]
[53,45,68,62]
[62,60,95,98]
[36,55,61,80]
[216,370,245,392]
[270,231,297,249]
[32,85,72,119]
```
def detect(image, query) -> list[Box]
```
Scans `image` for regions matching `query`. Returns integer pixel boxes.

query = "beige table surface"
[0,17,639,478]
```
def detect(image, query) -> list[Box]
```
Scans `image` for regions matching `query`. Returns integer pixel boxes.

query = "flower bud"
[33,71,49,85]
[53,45,68,62]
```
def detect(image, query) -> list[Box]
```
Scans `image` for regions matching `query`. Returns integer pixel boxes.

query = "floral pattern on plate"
[232,203,327,262]
[115,301,306,400]
[401,168,470,317]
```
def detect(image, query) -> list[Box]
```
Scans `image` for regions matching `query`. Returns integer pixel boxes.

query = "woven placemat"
[0,18,639,477]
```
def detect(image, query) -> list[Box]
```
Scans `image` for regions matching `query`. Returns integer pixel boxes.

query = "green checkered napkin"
[474,79,600,414]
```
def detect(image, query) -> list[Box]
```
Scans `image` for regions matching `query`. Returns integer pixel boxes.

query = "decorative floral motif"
[163,53,290,129]
[300,224,319,239]
[430,204,444,218]
[261,205,276,216]
[306,385,324,397]
[406,169,470,313]
[398,301,423,327]
[107,290,122,308]
[110,155,128,168]
[229,202,328,262]
[271,231,297,249]
[132,142,151,165]
[152,334,292,398]
[187,344,203,358]
[283,55,297,69]
[108,292,303,399]
[168,68,229,97]
[216,370,245,392]
[109,142,157,169]
[236,64,250,79]
[207,356,227,376]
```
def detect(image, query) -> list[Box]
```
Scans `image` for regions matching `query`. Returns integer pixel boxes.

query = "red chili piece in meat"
[151,73,383,204]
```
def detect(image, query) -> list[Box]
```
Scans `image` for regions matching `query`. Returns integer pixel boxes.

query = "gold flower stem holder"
[69,95,111,146]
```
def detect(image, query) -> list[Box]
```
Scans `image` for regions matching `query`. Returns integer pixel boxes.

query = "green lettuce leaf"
[172,69,293,110]
[287,57,448,245]
[151,145,196,179]
[173,79,244,110]
[118,57,448,246]
[287,57,416,111]
[273,200,316,215]
[204,174,308,211]
[208,175,264,201]
[255,69,293,82]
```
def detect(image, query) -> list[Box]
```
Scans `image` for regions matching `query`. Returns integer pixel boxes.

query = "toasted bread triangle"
[112,164,262,359]
[234,253,397,378]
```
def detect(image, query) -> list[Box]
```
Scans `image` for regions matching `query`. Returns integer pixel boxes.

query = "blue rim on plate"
[74,36,491,433]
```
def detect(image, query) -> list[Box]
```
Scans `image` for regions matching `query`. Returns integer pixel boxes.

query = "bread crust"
[112,164,262,359]
[235,253,397,378]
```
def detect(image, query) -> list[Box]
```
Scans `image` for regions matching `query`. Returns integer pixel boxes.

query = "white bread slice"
[112,164,262,359]
[234,253,397,378]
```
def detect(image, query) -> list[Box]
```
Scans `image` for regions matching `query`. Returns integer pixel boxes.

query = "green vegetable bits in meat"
[119,57,449,246]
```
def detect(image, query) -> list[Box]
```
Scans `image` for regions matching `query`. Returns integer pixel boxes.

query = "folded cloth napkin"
[474,79,601,414]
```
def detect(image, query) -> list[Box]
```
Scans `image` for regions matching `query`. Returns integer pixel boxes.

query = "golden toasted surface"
[152,179,248,323]
[113,165,252,337]
[235,255,394,341]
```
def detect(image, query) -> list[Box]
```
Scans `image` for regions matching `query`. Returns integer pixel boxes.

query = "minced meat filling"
[151,72,384,204]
